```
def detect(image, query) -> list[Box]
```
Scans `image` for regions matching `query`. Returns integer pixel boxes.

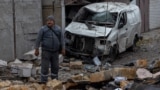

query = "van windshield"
[74,7,117,27]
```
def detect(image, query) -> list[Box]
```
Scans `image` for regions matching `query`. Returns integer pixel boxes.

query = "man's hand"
[61,49,65,56]
[35,49,39,56]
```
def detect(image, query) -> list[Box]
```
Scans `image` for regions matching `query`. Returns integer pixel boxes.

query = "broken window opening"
[118,12,127,29]
[74,7,118,27]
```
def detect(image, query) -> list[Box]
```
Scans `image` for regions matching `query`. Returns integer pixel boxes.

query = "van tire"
[129,36,139,51]
[109,45,118,61]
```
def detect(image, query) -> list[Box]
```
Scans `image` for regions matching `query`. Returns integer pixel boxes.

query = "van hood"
[65,22,112,37]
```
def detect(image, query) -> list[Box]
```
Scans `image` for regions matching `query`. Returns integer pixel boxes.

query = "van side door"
[117,12,128,53]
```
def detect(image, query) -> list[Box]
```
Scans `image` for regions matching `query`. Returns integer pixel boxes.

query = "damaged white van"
[65,2,141,60]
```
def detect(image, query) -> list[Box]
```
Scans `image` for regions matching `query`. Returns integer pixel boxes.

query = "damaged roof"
[84,2,137,12]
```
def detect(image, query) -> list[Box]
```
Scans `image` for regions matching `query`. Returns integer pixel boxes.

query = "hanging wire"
[101,0,109,62]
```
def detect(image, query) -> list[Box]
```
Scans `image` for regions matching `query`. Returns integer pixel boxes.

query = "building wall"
[0,0,14,61]
[0,0,42,61]
[149,0,160,30]
[15,0,42,58]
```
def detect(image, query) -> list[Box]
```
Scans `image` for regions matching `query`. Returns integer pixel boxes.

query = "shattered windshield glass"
[74,7,117,27]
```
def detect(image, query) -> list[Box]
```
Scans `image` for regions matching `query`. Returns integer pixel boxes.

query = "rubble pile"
[1,49,160,90]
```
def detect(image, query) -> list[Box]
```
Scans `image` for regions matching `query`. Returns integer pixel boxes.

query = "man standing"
[34,15,65,83]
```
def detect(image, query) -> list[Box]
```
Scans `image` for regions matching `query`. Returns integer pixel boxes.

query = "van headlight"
[65,31,72,39]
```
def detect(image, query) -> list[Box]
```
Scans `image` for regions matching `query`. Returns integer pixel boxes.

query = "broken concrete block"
[46,79,63,90]
[31,67,37,77]
[12,81,24,85]
[114,76,127,85]
[153,71,160,78]
[104,70,112,80]
[21,48,41,60]
[60,63,70,67]
[7,85,29,90]
[93,56,101,66]
[136,59,148,68]
[13,59,22,64]
[84,64,100,73]
[30,83,45,90]
[59,54,64,64]
[111,67,137,80]
[89,71,106,83]
[120,80,129,90]
[70,61,83,69]
[0,59,7,67]
[71,74,90,83]
[136,68,152,79]
[0,80,11,88]
[18,63,33,77]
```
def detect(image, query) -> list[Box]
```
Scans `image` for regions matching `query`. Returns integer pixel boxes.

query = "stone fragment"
[111,67,137,79]
[70,61,83,69]
[71,74,90,83]
[136,68,152,79]
[46,79,63,90]
[89,71,106,83]
[136,59,148,68]
[0,80,11,88]
[0,60,7,67]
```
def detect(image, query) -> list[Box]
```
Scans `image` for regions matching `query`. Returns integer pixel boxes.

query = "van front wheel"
[109,45,118,62]
[129,36,139,51]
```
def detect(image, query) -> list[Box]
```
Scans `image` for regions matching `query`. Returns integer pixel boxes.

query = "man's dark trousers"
[41,50,59,82]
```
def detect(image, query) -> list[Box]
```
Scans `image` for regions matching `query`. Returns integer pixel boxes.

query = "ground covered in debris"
[0,30,160,90]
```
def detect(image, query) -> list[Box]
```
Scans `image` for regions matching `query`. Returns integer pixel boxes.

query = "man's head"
[46,15,55,27]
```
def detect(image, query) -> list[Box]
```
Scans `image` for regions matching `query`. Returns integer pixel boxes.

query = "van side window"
[118,12,127,28]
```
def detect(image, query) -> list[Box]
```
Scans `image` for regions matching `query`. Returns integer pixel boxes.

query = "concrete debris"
[12,81,24,85]
[22,48,41,60]
[71,74,90,83]
[1,50,160,90]
[46,79,63,90]
[114,76,127,85]
[30,83,45,90]
[136,68,160,79]
[120,80,133,90]
[136,68,153,79]
[59,54,64,64]
[70,61,83,69]
[89,71,106,83]
[60,63,70,67]
[0,80,11,88]
[0,60,7,67]
[136,59,148,68]
[93,56,101,66]
[84,64,100,73]
[111,67,137,80]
